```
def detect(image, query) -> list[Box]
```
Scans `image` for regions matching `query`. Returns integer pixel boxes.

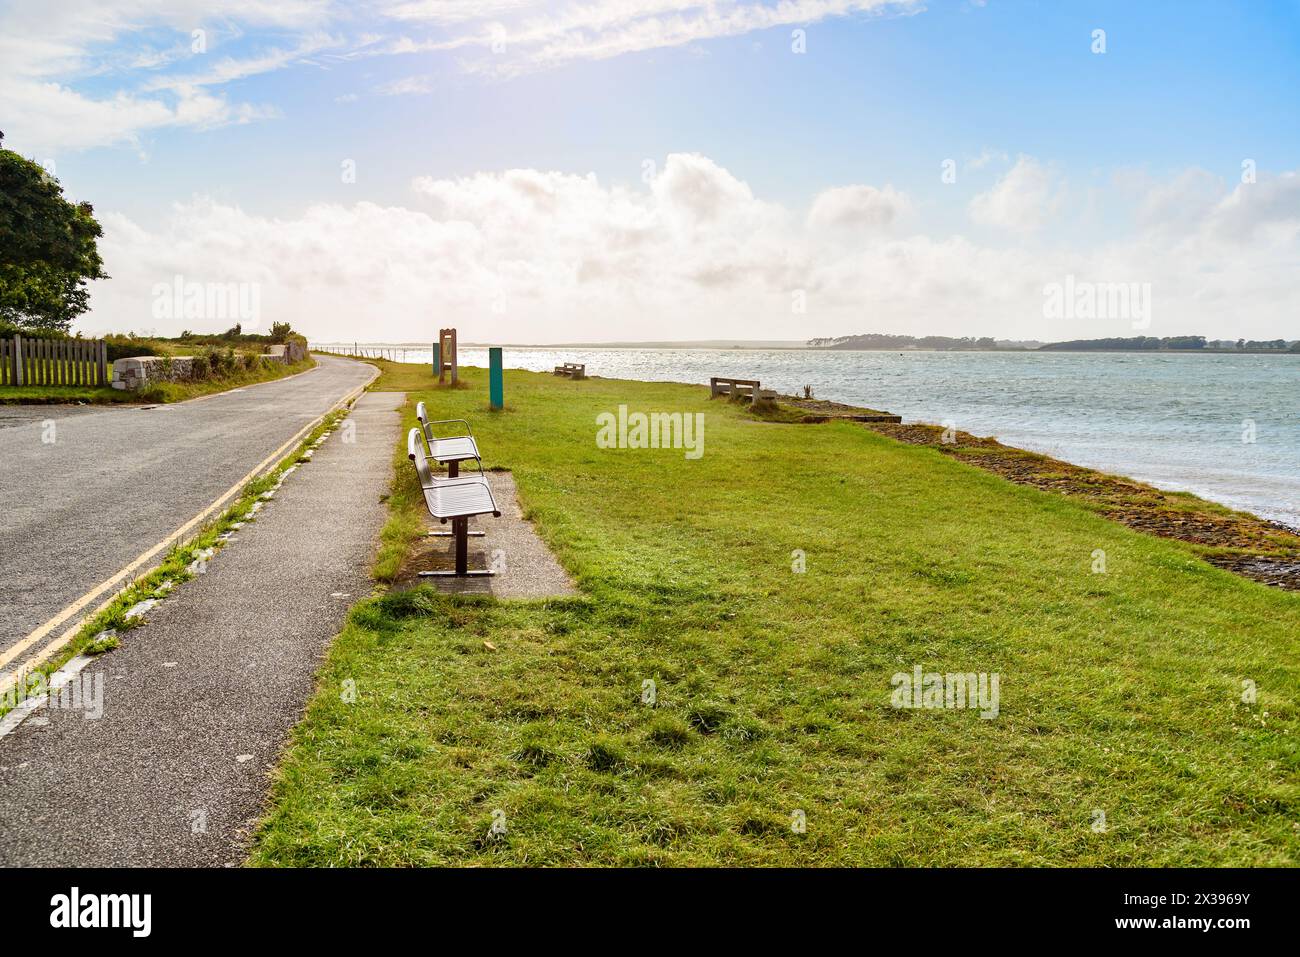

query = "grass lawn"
[250,361,1299,866]
[0,384,139,404]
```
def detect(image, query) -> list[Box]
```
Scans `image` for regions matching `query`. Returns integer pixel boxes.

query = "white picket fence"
[0,334,110,387]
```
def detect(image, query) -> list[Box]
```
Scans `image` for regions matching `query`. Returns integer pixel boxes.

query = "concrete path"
[407,472,578,599]
[0,391,404,866]
[0,356,374,665]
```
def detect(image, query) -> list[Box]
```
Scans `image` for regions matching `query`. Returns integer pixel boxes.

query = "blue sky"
[2,0,1297,342]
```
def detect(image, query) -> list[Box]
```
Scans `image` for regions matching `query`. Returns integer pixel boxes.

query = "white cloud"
[83,154,1300,343]
[968,155,1064,232]
[378,0,920,76]
[374,74,437,96]
[0,0,337,153]
[0,1,922,151]
[808,185,908,229]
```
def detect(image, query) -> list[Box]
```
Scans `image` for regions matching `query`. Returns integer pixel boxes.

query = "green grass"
[250,363,1300,866]
[0,384,138,404]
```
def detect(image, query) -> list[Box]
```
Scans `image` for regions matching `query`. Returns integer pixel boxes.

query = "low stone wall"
[111,344,305,390]
[111,356,197,391]
[264,341,308,363]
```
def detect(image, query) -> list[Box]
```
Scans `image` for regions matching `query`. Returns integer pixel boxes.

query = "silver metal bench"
[408,427,501,577]
[415,400,482,478]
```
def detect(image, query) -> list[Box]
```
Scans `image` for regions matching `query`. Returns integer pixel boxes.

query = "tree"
[0,131,108,332]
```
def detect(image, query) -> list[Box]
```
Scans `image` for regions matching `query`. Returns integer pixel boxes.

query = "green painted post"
[489,347,503,410]
[433,340,441,379]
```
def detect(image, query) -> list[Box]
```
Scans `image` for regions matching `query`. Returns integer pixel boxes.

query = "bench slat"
[422,478,498,519]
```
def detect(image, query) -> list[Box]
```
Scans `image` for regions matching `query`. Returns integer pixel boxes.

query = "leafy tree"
[0,131,108,332]
[269,321,294,343]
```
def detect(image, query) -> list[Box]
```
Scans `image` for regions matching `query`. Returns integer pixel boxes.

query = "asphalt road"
[0,356,374,662]
[0,391,403,865]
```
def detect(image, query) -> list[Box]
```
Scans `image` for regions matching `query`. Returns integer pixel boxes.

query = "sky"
[2,0,1298,344]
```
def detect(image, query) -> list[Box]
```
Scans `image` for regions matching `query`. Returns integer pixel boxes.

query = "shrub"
[189,352,210,380]
[104,335,161,362]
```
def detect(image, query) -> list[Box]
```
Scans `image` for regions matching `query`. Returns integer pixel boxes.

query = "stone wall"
[111,343,305,390]
[111,356,197,391]
[264,341,308,363]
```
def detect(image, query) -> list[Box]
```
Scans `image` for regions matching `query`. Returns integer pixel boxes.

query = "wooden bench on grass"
[408,428,501,577]
[553,362,586,379]
[710,377,775,403]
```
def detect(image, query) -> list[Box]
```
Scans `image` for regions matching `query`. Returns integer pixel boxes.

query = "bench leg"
[419,516,495,578]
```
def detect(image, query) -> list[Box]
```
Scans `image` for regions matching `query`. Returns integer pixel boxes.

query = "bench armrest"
[423,418,474,437]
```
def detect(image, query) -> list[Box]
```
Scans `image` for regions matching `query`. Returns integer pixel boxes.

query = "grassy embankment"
[251,360,1299,866]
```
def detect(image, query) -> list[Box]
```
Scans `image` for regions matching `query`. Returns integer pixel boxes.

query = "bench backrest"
[407,427,436,488]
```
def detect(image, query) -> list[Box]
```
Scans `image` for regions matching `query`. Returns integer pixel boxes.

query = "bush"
[189,352,210,380]
[104,335,161,362]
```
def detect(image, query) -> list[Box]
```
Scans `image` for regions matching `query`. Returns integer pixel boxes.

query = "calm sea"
[317,344,1300,529]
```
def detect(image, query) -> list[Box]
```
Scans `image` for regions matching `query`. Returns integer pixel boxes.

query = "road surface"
[0,391,403,865]
[0,356,374,665]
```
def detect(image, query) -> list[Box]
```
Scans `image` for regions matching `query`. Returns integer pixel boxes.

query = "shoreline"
[315,341,1300,356]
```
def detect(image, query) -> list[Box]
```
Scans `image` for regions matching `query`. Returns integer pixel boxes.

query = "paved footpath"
[0,390,404,866]
[0,356,375,662]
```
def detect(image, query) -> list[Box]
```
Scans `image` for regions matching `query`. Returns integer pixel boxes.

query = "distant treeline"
[807,333,1299,353]
[1039,336,1298,352]
[808,334,1003,351]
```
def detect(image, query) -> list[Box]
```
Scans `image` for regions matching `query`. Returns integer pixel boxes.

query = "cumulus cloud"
[82,153,1300,343]
[968,155,1064,232]
[808,185,908,229]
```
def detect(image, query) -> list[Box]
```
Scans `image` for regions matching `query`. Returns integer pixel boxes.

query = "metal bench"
[415,400,482,478]
[408,428,501,577]
[553,362,586,379]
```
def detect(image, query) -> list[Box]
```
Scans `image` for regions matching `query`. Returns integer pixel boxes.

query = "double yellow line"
[0,363,377,695]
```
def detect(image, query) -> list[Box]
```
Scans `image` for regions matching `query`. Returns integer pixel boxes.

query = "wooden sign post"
[437,328,458,385]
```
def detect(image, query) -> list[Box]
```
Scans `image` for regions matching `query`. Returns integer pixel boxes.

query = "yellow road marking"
[0,364,377,693]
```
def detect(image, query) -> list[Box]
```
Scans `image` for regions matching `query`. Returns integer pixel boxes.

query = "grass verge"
[250,364,1299,866]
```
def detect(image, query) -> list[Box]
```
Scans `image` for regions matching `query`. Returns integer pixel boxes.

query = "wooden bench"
[553,362,586,379]
[415,400,482,478]
[408,428,501,577]
[709,377,774,403]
